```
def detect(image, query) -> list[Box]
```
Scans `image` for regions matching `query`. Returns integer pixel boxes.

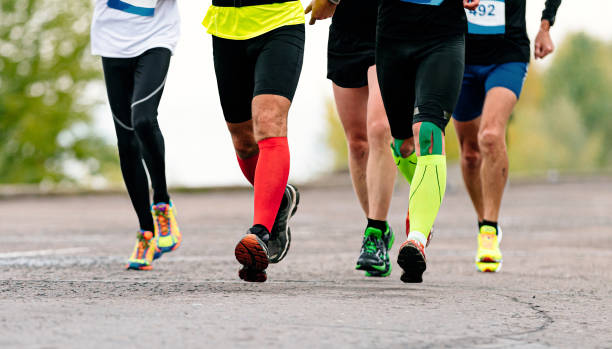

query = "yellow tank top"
[203,1,305,40]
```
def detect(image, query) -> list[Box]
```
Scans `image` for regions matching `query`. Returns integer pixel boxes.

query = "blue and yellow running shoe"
[126,230,159,270]
[475,225,503,272]
[152,201,181,257]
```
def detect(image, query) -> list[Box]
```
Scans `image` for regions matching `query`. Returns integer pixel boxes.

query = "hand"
[463,0,479,11]
[305,0,337,25]
[534,20,554,59]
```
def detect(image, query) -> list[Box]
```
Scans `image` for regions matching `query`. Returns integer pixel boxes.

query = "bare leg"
[454,117,484,221]
[332,83,370,215]
[226,119,259,159]
[479,87,517,222]
[365,66,396,220]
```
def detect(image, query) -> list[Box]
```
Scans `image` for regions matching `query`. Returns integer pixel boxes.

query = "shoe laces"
[136,231,153,259]
[154,204,170,236]
[480,232,497,250]
[362,235,381,255]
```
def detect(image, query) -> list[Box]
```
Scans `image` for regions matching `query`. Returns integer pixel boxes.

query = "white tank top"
[90,0,180,58]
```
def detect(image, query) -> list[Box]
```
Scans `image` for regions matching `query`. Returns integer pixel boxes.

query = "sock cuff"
[236,152,259,161]
[257,137,288,149]
[407,231,428,246]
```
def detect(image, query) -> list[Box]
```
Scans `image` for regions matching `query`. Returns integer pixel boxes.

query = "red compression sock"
[237,152,259,186]
[253,137,290,232]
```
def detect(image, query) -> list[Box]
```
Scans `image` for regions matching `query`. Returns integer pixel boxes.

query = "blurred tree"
[0,0,117,185]
[543,33,612,166]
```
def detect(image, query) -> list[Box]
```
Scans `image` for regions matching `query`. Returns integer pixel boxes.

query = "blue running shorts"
[453,62,528,122]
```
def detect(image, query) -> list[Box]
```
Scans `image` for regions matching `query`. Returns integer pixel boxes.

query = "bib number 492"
[466,0,505,35]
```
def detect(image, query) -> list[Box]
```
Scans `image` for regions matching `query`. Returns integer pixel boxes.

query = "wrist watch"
[328,0,340,5]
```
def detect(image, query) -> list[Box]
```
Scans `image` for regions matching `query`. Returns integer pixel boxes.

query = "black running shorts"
[212,24,305,124]
[376,34,465,140]
[327,26,375,89]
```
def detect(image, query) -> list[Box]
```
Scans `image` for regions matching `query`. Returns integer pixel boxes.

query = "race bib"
[466,0,505,35]
[400,0,445,5]
[107,0,158,16]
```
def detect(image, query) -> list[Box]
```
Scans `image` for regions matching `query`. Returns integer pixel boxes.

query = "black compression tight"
[102,47,171,232]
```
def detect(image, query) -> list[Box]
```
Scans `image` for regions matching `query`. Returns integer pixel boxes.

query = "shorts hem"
[253,89,294,102]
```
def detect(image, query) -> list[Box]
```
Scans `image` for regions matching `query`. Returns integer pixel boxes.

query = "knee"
[253,99,288,140]
[346,132,369,160]
[367,119,391,148]
[478,128,505,155]
[234,140,259,159]
[132,115,158,135]
[462,141,481,169]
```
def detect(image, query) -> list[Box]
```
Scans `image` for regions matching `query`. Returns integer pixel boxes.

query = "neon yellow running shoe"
[126,230,158,270]
[475,225,503,272]
[152,201,181,256]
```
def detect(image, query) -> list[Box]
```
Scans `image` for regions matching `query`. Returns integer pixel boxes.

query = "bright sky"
[94,0,612,187]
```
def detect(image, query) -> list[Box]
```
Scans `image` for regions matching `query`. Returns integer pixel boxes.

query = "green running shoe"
[365,224,395,277]
[356,224,394,274]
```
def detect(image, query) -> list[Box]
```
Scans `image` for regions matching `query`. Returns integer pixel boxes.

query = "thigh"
[414,34,465,132]
[101,56,136,130]
[453,65,486,123]
[213,36,255,124]
[252,24,305,102]
[375,36,416,140]
[132,48,172,120]
[332,83,369,140]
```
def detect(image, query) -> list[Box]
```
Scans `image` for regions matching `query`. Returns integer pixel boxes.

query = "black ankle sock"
[478,220,484,229]
[367,218,387,233]
[481,220,498,232]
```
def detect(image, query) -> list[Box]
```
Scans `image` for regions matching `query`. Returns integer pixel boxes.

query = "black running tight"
[102,47,171,231]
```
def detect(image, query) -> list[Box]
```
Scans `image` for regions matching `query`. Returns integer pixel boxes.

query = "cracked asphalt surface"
[1,176,611,348]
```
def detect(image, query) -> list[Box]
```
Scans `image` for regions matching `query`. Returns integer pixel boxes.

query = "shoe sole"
[125,263,153,271]
[271,185,300,264]
[235,234,269,272]
[238,267,267,282]
[476,261,503,273]
[355,263,387,272]
[365,263,392,277]
[397,243,426,283]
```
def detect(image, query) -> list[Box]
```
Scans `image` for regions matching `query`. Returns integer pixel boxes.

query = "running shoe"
[476,225,503,273]
[356,226,389,273]
[238,266,267,283]
[365,224,395,277]
[235,225,270,282]
[397,238,427,283]
[152,201,181,257]
[268,184,300,264]
[126,230,159,271]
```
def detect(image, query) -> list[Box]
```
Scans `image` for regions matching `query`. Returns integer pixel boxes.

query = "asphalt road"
[1,176,611,348]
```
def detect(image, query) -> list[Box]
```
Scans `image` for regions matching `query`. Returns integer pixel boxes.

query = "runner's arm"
[542,0,562,26]
[535,0,562,59]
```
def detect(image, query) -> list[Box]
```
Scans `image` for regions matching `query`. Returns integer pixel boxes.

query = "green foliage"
[325,98,349,171]
[0,0,117,184]
[510,32,612,173]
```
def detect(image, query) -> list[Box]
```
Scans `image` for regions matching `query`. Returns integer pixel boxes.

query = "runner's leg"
[365,66,396,221]
[332,84,370,215]
[101,56,154,232]
[479,87,516,222]
[131,47,172,204]
[454,117,484,221]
